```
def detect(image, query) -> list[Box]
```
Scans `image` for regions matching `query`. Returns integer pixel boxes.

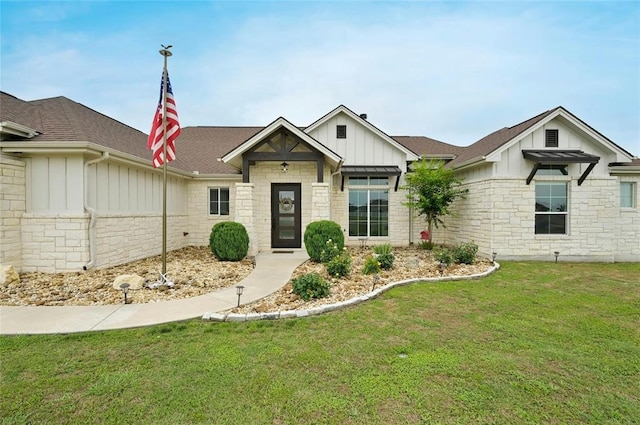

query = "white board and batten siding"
[306,112,408,170]
[25,155,187,214]
[494,118,620,178]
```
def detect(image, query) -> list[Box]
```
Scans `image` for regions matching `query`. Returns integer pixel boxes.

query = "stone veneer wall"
[0,155,26,270]
[186,178,241,247]
[20,213,89,272]
[92,213,189,269]
[19,213,189,272]
[441,175,639,262]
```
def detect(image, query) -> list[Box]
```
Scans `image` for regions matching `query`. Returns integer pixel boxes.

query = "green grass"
[1,262,639,424]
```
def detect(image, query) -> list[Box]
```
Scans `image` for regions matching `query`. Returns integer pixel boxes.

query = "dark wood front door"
[271,183,301,248]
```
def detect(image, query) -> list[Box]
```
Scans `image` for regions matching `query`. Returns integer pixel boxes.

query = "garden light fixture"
[438,261,447,277]
[554,251,560,263]
[119,282,130,304]
[492,252,497,264]
[371,274,380,291]
[236,285,245,307]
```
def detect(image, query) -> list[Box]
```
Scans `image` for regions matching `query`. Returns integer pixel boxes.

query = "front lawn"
[1,261,639,424]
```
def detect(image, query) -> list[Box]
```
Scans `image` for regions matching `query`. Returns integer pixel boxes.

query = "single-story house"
[1,91,638,273]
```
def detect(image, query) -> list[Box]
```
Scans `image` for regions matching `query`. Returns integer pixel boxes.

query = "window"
[209,188,230,215]
[545,129,559,147]
[336,125,347,139]
[348,177,389,237]
[536,164,568,176]
[535,182,567,234]
[621,182,636,208]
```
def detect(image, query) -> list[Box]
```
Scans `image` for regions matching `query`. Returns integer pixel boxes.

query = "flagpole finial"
[159,44,173,57]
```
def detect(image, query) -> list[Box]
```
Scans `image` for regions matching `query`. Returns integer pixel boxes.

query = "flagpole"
[159,46,172,276]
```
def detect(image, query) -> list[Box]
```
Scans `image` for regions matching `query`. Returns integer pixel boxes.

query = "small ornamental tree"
[402,159,468,245]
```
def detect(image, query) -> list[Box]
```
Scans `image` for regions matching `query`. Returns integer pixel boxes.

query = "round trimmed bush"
[209,221,249,261]
[303,220,344,262]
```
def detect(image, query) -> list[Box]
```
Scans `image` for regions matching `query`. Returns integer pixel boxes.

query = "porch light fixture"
[280,162,289,173]
[119,283,130,304]
[554,251,560,263]
[236,285,245,307]
[438,261,448,277]
[492,252,498,264]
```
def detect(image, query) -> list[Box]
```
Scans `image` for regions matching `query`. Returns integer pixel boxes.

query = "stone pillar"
[0,155,26,271]
[311,182,330,221]
[235,183,257,256]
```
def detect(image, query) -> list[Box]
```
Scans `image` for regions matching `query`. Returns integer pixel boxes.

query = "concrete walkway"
[0,250,309,335]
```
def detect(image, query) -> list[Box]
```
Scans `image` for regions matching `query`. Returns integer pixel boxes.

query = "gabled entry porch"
[220,117,343,254]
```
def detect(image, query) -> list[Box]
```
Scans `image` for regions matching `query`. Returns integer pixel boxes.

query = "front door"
[271,183,301,248]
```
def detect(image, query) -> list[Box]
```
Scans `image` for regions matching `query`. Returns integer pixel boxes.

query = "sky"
[1,0,639,155]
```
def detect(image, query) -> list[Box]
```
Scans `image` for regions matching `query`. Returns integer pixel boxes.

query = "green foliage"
[453,241,478,265]
[326,251,352,278]
[304,220,344,262]
[320,239,342,263]
[434,247,454,266]
[419,241,434,250]
[402,159,468,244]
[362,256,381,275]
[209,221,249,261]
[372,243,394,270]
[291,273,331,301]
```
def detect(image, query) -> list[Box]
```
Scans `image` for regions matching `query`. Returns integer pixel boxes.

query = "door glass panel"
[279,216,294,227]
[279,191,295,214]
[279,228,295,239]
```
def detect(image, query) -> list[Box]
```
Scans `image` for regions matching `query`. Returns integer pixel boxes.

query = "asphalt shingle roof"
[2,92,636,174]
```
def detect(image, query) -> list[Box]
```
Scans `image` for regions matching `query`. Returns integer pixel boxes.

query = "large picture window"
[535,182,567,234]
[348,177,389,237]
[209,188,230,215]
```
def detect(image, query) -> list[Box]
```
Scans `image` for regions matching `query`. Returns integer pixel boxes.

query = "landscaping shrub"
[433,247,454,266]
[304,220,344,262]
[320,239,342,263]
[326,251,352,278]
[291,273,330,301]
[209,221,249,261]
[362,256,381,275]
[372,243,394,270]
[453,241,478,265]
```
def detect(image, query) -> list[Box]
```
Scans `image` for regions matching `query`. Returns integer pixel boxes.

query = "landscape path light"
[236,285,245,307]
[438,261,447,277]
[554,251,560,263]
[119,283,130,304]
[492,252,498,264]
[371,274,380,291]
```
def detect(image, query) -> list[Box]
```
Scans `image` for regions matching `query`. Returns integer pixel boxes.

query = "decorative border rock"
[202,263,501,322]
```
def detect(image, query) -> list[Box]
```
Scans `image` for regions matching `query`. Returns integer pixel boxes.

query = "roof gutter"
[83,151,109,270]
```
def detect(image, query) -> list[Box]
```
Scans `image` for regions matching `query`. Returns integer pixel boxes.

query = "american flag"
[148,70,180,168]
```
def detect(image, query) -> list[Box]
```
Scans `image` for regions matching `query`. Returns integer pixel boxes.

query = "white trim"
[220,117,342,169]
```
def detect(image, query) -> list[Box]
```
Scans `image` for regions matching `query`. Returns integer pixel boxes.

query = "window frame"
[208,187,230,216]
[620,182,636,208]
[336,125,347,139]
[348,176,389,238]
[535,181,568,235]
